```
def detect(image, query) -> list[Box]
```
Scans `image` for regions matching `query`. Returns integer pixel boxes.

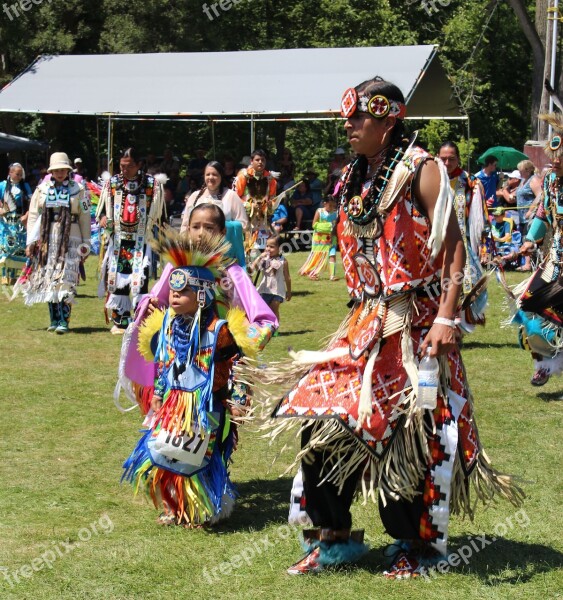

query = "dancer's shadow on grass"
[536,390,563,402]
[358,537,563,583]
[291,290,313,297]
[277,329,313,337]
[213,477,293,533]
[462,341,520,350]
[68,326,112,334]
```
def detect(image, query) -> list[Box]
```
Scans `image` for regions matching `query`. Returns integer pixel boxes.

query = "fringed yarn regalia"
[299,208,338,279]
[96,172,164,329]
[233,166,277,262]
[122,231,252,527]
[252,139,523,571]
[449,168,489,332]
[510,112,563,384]
[14,176,90,330]
[0,176,31,285]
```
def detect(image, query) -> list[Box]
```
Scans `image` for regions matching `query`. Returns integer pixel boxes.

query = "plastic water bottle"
[417,348,439,410]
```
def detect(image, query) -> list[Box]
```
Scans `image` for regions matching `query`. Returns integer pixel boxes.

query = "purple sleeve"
[123,264,173,386]
[227,264,278,349]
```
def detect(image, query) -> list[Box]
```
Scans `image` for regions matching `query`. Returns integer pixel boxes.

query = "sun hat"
[47,152,73,172]
[507,169,523,179]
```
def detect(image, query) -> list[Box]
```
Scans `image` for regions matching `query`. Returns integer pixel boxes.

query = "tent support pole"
[466,115,471,173]
[96,117,100,177]
[107,114,113,175]
[211,119,216,159]
[250,114,255,153]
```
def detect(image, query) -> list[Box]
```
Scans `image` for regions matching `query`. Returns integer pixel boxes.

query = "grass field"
[1,252,562,600]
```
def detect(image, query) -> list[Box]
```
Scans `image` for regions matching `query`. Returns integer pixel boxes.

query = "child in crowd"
[299,196,338,280]
[271,197,288,233]
[252,235,291,323]
[122,231,242,527]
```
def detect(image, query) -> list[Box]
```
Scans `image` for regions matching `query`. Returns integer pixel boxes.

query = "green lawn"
[0,252,562,600]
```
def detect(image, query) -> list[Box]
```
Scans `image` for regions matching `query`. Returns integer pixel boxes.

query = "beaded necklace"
[342,137,409,227]
[46,178,70,207]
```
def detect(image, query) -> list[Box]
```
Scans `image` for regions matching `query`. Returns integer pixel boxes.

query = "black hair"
[250,149,266,160]
[195,161,227,202]
[296,179,310,194]
[120,147,141,164]
[5,163,30,209]
[267,234,281,246]
[188,202,226,232]
[484,155,498,167]
[439,141,460,160]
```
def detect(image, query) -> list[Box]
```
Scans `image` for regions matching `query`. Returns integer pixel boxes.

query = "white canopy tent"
[0,45,464,157]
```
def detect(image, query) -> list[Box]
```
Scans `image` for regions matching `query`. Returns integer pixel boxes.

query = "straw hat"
[47,152,73,172]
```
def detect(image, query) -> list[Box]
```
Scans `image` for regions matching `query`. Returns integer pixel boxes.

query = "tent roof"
[0,46,462,120]
[0,132,48,152]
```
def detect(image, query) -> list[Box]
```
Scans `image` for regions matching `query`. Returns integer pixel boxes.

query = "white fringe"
[427,157,453,260]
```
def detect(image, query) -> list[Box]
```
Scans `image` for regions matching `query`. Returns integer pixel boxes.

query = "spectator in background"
[164,181,185,217]
[324,168,342,198]
[517,159,542,233]
[304,169,323,210]
[73,158,86,182]
[277,148,296,190]
[271,196,289,233]
[223,156,237,188]
[188,148,209,185]
[497,170,523,226]
[290,180,314,230]
[328,147,347,178]
[145,152,159,173]
[159,147,180,176]
[475,155,500,209]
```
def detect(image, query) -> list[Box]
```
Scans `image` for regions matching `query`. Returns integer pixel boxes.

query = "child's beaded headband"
[340,87,407,120]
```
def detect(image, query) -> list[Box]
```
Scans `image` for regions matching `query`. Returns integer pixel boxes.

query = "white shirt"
[181,188,249,233]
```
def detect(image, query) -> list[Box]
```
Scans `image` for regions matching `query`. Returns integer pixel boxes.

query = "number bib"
[153,426,210,465]
[255,229,269,250]
[146,411,220,477]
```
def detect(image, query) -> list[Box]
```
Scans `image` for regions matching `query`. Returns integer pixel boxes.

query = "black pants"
[301,424,425,540]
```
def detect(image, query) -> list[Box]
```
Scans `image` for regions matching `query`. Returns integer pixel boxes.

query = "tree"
[508,0,562,140]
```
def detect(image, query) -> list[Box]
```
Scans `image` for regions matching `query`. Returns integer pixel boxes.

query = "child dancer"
[299,196,338,280]
[122,230,247,527]
[117,203,278,415]
[252,235,291,323]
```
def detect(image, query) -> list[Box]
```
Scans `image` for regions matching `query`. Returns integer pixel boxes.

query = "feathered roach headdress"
[539,112,563,160]
[151,226,234,308]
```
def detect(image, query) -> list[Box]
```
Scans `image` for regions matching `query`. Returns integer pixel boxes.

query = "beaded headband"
[169,266,215,306]
[340,87,407,120]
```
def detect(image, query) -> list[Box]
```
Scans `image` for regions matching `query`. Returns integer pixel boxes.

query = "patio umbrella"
[478,146,529,171]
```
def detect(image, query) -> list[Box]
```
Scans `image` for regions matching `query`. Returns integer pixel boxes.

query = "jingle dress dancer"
[513,112,563,386]
[122,231,253,527]
[0,163,31,285]
[96,148,164,334]
[16,153,90,334]
[254,77,523,577]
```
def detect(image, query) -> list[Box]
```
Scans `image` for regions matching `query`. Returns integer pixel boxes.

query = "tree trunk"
[507,0,547,139]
